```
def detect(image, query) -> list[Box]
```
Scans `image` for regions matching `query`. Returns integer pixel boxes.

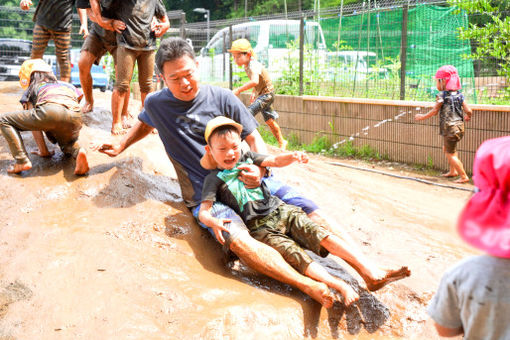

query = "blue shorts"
[264,176,319,214]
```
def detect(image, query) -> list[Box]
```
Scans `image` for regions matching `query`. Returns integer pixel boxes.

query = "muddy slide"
[0,83,475,339]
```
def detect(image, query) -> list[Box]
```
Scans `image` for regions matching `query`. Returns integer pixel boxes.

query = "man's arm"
[78,8,89,38]
[93,121,153,157]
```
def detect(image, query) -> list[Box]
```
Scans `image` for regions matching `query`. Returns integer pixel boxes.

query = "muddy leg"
[305,262,359,306]
[266,118,287,150]
[229,234,334,308]
[320,235,411,292]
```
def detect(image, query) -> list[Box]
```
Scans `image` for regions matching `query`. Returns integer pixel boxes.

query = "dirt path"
[0,82,475,339]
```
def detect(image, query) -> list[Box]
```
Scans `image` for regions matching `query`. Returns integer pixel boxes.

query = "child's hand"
[464,114,471,122]
[211,218,231,245]
[414,114,425,121]
[232,88,241,96]
[292,151,309,164]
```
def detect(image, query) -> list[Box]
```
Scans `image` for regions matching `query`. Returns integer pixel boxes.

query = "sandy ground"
[0,82,477,339]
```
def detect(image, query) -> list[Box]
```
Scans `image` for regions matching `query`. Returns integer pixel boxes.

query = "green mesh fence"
[320,4,476,102]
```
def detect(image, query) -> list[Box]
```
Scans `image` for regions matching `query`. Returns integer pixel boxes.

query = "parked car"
[0,38,32,81]
[326,51,388,81]
[69,48,109,92]
[197,19,327,82]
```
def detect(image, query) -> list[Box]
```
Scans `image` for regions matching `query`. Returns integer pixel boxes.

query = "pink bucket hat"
[458,136,510,258]
[435,65,461,91]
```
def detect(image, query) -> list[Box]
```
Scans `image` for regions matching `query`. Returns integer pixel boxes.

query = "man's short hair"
[155,37,195,74]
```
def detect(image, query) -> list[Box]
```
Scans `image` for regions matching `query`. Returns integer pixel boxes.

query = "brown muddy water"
[0,82,475,339]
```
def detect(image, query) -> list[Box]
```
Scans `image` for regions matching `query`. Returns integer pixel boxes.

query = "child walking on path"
[415,65,473,183]
[0,59,89,175]
[229,39,288,150]
[427,136,510,339]
[199,117,410,306]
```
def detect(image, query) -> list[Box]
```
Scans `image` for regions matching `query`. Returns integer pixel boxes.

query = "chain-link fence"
[178,0,508,104]
[0,2,508,104]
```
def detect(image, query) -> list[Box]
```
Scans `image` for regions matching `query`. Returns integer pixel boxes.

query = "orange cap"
[228,38,255,57]
[19,59,53,89]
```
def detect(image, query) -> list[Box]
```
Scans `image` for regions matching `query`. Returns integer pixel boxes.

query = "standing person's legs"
[31,24,51,59]
[52,30,72,82]
[79,33,108,113]
[443,131,469,183]
[136,50,155,109]
[112,47,137,135]
[192,203,335,308]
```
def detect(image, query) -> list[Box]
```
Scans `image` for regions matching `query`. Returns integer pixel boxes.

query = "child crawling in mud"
[428,136,510,339]
[0,59,89,175]
[198,116,410,306]
[415,65,472,184]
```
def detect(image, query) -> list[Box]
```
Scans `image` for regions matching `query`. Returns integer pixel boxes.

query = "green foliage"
[0,4,34,40]
[450,0,510,98]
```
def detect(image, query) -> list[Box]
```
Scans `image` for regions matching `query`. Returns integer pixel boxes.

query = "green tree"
[450,0,510,90]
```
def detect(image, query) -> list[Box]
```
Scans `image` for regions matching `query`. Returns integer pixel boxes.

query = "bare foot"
[121,116,132,129]
[441,171,458,177]
[304,282,335,308]
[111,123,127,135]
[31,149,55,157]
[74,148,89,175]
[364,266,411,292]
[279,139,288,151]
[82,102,93,113]
[7,161,32,174]
[454,177,470,184]
[335,283,359,306]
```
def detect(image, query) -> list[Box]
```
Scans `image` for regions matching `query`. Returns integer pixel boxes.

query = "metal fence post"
[229,25,233,90]
[400,4,408,101]
[299,15,304,96]
[180,12,186,39]
[223,31,227,82]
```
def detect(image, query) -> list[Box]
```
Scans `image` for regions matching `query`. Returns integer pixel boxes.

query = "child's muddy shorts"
[443,121,464,154]
[248,92,279,122]
[247,203,331,274]
[192,202,250,253]
[0,103,82,164]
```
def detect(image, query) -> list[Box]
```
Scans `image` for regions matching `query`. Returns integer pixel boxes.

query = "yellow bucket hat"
[200,116,243,170]
[228,38,256,57]
[19,59,53,89]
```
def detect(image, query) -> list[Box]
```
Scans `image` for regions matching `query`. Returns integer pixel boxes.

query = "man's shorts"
[264,176,319,215]
[248,203,331,274]
[248,93,279,122]
[81,32,117,65]
[443,121,464,154]
[192,202,250,253]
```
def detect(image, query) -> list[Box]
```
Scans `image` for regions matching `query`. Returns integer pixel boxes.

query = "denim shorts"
[248,93,279,122]
[192,202,250,252]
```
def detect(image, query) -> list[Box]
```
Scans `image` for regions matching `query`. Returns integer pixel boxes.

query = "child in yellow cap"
[0,59,89,175]
[229,38,288,150]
